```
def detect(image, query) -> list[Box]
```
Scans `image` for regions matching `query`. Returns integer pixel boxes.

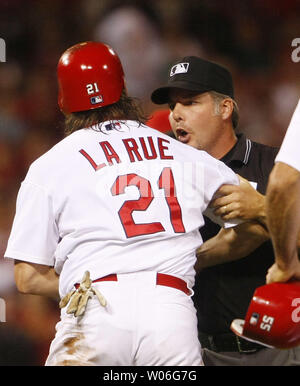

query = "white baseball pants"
[45,271,203,366]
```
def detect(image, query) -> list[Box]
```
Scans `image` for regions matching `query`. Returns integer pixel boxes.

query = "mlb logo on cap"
[90,95,103,105]
[151,56,234,104]
[170,62,189,77]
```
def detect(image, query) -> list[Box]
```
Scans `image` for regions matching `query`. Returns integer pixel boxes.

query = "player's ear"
[220,98,234,122]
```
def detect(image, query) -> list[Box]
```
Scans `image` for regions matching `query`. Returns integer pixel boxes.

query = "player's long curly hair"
[63,89,149,136]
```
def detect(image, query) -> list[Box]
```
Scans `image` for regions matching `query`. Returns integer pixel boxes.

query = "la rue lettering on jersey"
[79,136,174,171]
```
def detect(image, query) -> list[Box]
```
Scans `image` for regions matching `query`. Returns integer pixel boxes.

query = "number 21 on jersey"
[111,167,185,238]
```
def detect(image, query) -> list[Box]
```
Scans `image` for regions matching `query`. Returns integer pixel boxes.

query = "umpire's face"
[168,89,227,156]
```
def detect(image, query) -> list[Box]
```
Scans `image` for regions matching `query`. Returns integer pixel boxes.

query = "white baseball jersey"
[5,120,239,298]
[275,99,300,171]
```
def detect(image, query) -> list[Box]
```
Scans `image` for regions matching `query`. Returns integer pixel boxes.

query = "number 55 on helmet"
[231,281,300,349]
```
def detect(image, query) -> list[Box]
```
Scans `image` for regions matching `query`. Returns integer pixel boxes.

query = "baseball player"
[5,42,241,366]
[266,99,300,284]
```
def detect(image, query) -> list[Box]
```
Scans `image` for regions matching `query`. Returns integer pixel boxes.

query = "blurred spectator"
[94,4,168,114]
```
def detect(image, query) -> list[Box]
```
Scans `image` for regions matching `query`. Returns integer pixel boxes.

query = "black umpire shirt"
[194,133,279,335]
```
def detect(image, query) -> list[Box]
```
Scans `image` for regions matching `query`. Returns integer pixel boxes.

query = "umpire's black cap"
[151,56,234,104]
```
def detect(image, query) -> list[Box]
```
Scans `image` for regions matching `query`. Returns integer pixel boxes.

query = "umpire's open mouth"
[176,128,190,144]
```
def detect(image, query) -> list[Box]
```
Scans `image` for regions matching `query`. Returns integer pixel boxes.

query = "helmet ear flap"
[57,41,125,114]
[231,281,300,349]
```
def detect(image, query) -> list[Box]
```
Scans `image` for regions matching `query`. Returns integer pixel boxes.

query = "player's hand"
[209,175,265,223]
[266,253,300,284]
[59,271,107,317]
[266,260,300,284]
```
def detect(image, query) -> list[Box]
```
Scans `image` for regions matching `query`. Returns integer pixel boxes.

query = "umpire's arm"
[14,260,59,301]
[195,221,269,272]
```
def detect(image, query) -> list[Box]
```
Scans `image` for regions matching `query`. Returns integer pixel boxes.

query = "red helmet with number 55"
[231,281,300,349]
[57,41,125,114]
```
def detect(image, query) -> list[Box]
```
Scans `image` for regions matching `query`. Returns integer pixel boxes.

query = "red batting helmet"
[57,41,125,114]
[231,281,300,349]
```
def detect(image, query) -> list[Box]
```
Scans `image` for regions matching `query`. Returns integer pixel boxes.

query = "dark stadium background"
[0,0,299,365]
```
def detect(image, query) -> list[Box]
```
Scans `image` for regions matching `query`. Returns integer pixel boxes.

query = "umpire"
[151,56,300,365]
